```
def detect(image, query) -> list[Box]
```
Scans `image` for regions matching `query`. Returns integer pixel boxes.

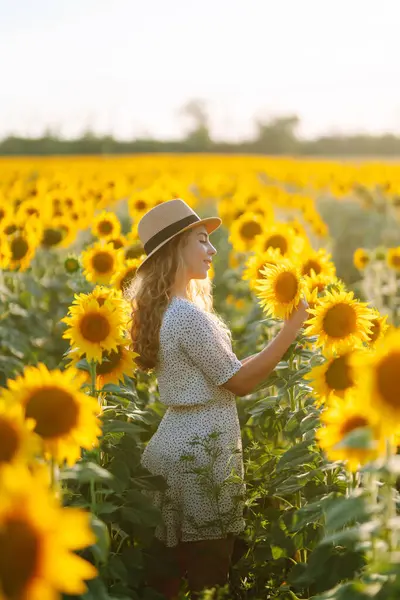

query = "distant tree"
[179,99,212,150]
[253,114,300,154]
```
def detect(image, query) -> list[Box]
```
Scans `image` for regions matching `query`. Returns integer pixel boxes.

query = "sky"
[1,0,400,141]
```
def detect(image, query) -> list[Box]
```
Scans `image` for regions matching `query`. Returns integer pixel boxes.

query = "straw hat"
[136,198,221,271]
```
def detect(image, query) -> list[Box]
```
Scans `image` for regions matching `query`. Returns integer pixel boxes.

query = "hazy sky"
[1,0,400,140]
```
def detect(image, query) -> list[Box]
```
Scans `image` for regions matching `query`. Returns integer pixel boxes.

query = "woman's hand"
[284,298,309,331]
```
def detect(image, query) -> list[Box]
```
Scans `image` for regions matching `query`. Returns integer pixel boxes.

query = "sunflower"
[0,238,11,270]
[255,261,306,319]
[366,310,389,346]
[351,328,400,432]
[92,210,121,240]
[229,212,267,253]
[0,466,97,599]
[41,218,70,249]
[62,296,126,363]
[304,289,374,353]
[69,343,138,387]
[298,248,336,280]
[1,364,101,465]
[110,258,141,292]
[108,234,127,250]
[317,391,386,472]
[81,241,124,285]
[254,222,302,258]
[0,401,38,470]
[242,248,283,291]
[386,247,400,271]
[307,349,361,404]
[64,255,80,274]
[8,230,38,272]
[353,248,371,270]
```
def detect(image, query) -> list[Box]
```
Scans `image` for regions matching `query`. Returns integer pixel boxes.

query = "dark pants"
[146,534,235,599]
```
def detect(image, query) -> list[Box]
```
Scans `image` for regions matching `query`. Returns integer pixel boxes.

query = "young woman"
[129,199,308,598]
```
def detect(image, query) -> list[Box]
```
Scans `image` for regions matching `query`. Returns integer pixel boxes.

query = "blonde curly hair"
[127,229,231,372]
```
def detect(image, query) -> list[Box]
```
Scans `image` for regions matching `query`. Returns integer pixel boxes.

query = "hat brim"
[136,216,222,272]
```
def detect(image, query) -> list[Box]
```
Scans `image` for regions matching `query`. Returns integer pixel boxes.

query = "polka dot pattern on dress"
[141,296,246,547]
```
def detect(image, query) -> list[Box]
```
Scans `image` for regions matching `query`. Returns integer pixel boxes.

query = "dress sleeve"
[177,303,243,386]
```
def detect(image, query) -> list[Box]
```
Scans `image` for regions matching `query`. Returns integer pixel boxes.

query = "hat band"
[144,214,200,255]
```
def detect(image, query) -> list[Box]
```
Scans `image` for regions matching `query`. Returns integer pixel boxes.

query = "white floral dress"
[141,296,246,547]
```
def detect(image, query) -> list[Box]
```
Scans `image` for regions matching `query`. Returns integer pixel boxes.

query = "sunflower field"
[2,154,400,600]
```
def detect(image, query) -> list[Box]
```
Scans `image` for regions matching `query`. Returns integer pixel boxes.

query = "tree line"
[2,104,400,156]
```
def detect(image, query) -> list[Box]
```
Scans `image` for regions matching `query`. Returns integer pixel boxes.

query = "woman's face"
[180,225,217,280]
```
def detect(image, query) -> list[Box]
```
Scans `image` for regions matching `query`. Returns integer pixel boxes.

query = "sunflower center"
[302,259,321,276]
[97,348,123,375]
[0,418,20,464]
[119,268,137,291]
[98,220,113,235]
[135,200,147,211]
[322,303,357,338]
[376,352,400,409]
[80,312,111,343]
[340,416,369,436]
[274,272,299,303]
[391,255,400,267]
[10,237,29,261]
[111,238,124,249]
[92,251,114,274]
[42,228,63,247]
[25,386,79,438]
[324,355,353,391]
[264,234,288,254]
[0,517,41,599]
[240,221,263,241]
[27,208,39,217]
[4,224,17,236]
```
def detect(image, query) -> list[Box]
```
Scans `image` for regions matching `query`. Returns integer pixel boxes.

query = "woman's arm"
[241,354,257,365]
[223,300,308,397]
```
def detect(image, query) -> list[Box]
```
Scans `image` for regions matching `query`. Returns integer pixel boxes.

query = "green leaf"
[324,493,370,532]
[60,461,114,484]
[102,420,146,435]
[90,517,110,564]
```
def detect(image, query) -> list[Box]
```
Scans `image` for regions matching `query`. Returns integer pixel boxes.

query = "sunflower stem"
[382,437,395,555]
[89,360,97,398]
[88,360,98,513]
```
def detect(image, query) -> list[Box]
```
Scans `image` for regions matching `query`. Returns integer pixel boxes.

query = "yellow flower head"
[0,466,97,599]
[229,212,268,253]
[386,247,400,271]
[69,343,139,387]
[304,289,374,353]
[7,230,38,272]
[92,210,121,240]
[0,400,39,472]
[242,248,283,290]
[353,248,371,271]
[254,222,303,258]
[366,309,389,346]
[62,296,126,363]
[110,258,142,293]
[255,260,306,319]
[81,241,124,285]
[1,364,101,465]
[307,349,362,404]
[317,390,386,472]
[298,248,336,280]
[351,328,400,433]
